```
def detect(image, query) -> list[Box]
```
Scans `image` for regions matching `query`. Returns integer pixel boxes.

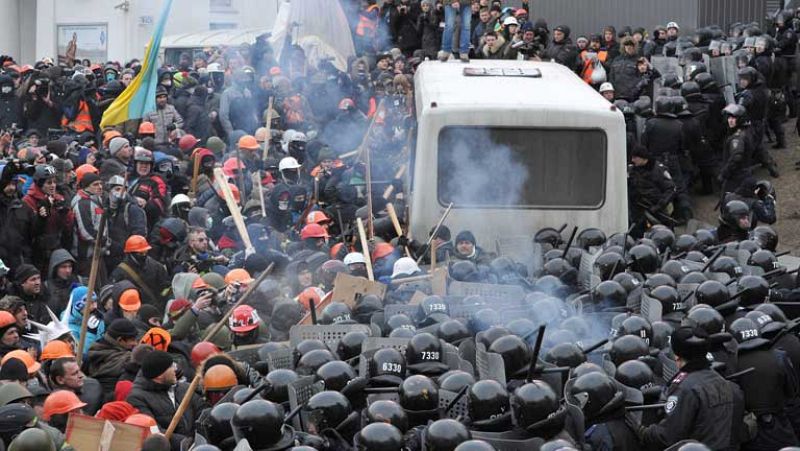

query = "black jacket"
[641,360,739,450]
[720,127,754,181]
[737,79,769,122]
[608,54,640,101]
[628,161,675,214]
[0,194,30,268]
[389,4,421,53]
[642,115,684,159]
[110,255,170,314]
[127,373,206,438]
[184,91,212,143]
[543,36,579,71]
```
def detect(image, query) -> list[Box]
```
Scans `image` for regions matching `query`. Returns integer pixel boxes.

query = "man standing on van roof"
[438,1,472,63]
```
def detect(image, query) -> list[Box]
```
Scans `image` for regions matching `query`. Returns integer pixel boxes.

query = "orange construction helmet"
[119,289,142,312]
[300,223,329,240]
[306,211,331,225]
[372,242,395,261]
[222,158,246,178]
[224,268,253,285]
[0,311,15,329]
[2,349,41,374]
[125,413,158,428]
[297,287,325,311]
[41,340,75,362]
[178,134,199,152]
[75,164,99,185]
[124,235,152,253]
[191,278,209,290]
[138,121,156,135]
[238,135,259,150]
[43,390,87,420]
[102,130,122,148]
[203,364,237,392]
[140,327,172,352]
[191,341,221,368]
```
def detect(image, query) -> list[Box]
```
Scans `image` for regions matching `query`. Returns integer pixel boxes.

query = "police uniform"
[719,126,754,194]
[627,151,676,237]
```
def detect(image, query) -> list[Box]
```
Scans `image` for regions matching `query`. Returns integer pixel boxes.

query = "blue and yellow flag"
[100,0,173,129]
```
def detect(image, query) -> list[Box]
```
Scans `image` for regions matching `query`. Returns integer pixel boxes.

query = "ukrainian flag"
[100,0,174,129]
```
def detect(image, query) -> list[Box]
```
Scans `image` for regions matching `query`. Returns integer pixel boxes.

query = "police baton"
[701,247,727,273]
[561,226,578,258]
[725,367,754,380]
[626,403,666,412]
[526,325,546,382]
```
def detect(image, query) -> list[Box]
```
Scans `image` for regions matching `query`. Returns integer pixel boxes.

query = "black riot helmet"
[628,244,659,274]
[468,380,511,423]
[264,369,298,404]
[646,226,676,253]
[661,260,690,282]
[366,400,409,432]
[614,360,656,391]
[426,419,472,451]
[399,375,439,412]
[450,260,480,282]
[686,307,725,335]
[651,321,674,350]
[569,372,624,422]
[650,285,684,317]
[613,272,641,294]
[370,348,406,386]
[205,402,238,446]
[745,311,784,338]
[534,228,564,249]
[303,391,352,433]
[533,275,566,297]
[438,319,471,344]
[315,361,356,392]
[544,342,586,368]
[594,252,626,280]
[619,316,653,346]
[736,275,770,306]
[454,440,497,451]
[694,229,717,251]
[439,370,476,392]
[737,239,761,255]
[356,422,404,451]
[337,331,368,362]
[674,234,698,253]
[387,314,416,334]
[418,295,450,326]
[231,400,290,449]
[643,273,677,291]
[694,72,718,92]
[748,250,780,273]
[750,226,778,252]
[680,81,702,99]
[320,302,353,325]
[592,280,627,308]
[729,318,769,349]
[754,303,788,323]
[543,258,577,284]
[694,280,730,308]
[609,335,649,366]
[476,326,511,349]
[573,362,605,378]
[577,228,607,250]
[511,380,566,437]
[655,96,677,117]
[681,271,708,284]
[685,251,709,265]
[469,308,500,334]
[405,332,448,375]
[489,335,531,379]
[737,66,759,85]
[296,349,335,376]
[560,316,590,340]
[506,318,538,339]
[709,256,743,279]
[606,232,635,251]
[295,339,328,364]
[720,200,751,232]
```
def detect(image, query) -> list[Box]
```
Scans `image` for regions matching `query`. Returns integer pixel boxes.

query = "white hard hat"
[290,132,307,143]
[278,157,301,171]
[281,129,297,152]
[170,194,191,208]
[599,82,615,93]
[667,22,679,30]
[392,257,421,278]
[344,252,366,266]
[107,175,125,187]
[503,16,519,27]
[207,63,224,73]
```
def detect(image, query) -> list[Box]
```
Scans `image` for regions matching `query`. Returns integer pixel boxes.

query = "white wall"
[0,0,21,61]
[31,0,280,63]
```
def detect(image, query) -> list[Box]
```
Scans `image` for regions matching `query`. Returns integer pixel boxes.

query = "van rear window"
[437,126,607,208]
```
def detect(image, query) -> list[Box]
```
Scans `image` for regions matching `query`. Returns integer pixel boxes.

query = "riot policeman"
[719,104,755,194]
[627,145,676,238]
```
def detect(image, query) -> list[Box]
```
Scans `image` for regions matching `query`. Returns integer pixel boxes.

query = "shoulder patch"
[665,395,679,414]
[663,170,672,180]
[672,371,688,384]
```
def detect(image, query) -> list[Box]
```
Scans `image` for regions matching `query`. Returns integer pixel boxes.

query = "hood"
[486,35,506,52]
[188,207,210,228]
[172,272,200,300]
[48,249,76,280]
[111,280,137,316]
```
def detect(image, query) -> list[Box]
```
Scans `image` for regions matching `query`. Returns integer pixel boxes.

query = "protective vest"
[62,100,94,132]
[356,6,379,37]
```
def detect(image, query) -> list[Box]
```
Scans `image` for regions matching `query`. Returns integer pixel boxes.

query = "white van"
[409,59,628,246]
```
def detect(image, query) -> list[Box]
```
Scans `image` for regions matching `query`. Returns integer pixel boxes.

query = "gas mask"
[131,253,148,267]
[109,190,124,208]
[106,73,116,83]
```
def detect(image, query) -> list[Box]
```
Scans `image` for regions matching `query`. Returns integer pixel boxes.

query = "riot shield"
[651,56,682,80]
[709,55,737,88]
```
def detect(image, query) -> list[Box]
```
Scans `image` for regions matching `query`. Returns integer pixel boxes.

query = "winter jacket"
[543,32,579,71]
[71,189,105,260]
[63,286,106,359]
[609,54,642,101]
[99,156,129,184]
[110,256,170,314]
[3,283,51,325]
[21,183,73,272]
[0,194,30,268]
[44,249,78,317]
[127,374,205,437]
[171,88,192,120]
[86,334,132,398]
[106,195,147,270]
[20,95,61,136]
[129,173,169,229]
[219,84,259,136]
[481,36,508,59]
[184,91,212,143]
[143,104,184,146]
[0,91,20,130]
[390,4,421,53]
[416,9,443,59]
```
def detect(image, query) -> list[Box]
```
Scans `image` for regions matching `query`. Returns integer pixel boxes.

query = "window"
[437,126,607,208]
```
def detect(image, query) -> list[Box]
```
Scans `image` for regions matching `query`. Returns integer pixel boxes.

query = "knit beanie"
[141,350,174,379]
[107,318,137,339]
[109,137,129,156]
[79,172,101,189]
[13,264,40,285]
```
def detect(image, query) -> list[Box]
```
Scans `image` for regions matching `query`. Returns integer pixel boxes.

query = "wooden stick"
[165,373,201,439]
[386,203,411,258]
[262,97,274,162]
[213,168,253,251]
[365,133,374,239]
[201,263,274,342]
[257,180,267,218]
[357,218,374,281]
[383,165,406,199]
[76,213,107,366]
[189,151,201,200]
[415,202,454,265]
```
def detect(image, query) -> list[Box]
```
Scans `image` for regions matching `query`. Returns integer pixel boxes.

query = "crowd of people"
[0,0,796,450]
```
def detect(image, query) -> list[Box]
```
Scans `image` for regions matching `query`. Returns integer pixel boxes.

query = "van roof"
[415,59,614,113]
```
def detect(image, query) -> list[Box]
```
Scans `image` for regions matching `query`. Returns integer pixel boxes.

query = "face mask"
[106,73,116,82]
[1,86,12,94]
[131,253,148,267]
[110,191,123,207]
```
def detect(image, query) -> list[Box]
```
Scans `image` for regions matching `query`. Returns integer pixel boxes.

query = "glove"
[397,235,410,247]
